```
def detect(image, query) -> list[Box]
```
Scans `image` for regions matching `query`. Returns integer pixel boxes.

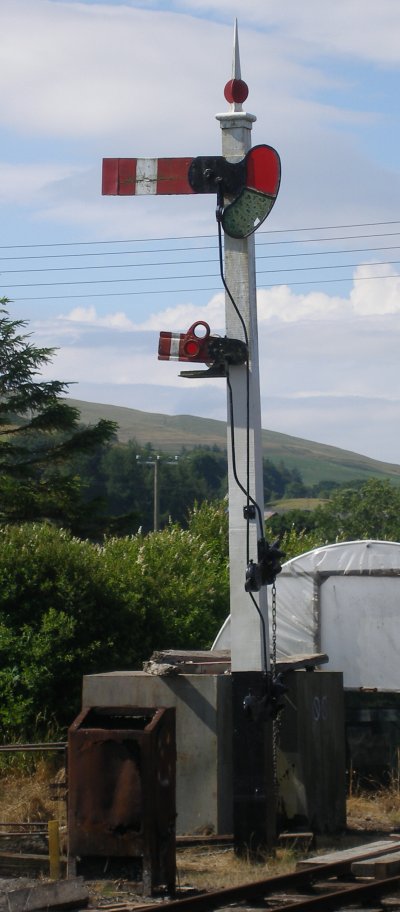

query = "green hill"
[67,398,400,488]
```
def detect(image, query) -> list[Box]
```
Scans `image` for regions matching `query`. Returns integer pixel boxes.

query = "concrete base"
[232,672,275,853]
[82,671,232,836]
[278,671,346,834]
[83,669,346,837]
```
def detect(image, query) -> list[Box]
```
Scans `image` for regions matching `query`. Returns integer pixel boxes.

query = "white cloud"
[0,162,81,205]
[33,264,400,397]
[45,262,400,344]
[0,0,391,143]
[260,394,400,464]
[30,257,400,461]
[56,293,224,332]
[61,304,135,329]
[171,0,400,66]
[350,264,400,315]
[42,337,223,390]
[0,1,228,141]
[1,0,399,244]
[2,0,400,463]
[133,293,225,331]
[257,285,348,323]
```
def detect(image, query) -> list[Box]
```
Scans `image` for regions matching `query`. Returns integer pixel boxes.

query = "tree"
[0,299,117,528]
[313,478,400,543]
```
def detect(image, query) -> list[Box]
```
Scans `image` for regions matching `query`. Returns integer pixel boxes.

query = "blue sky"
[1,0,400,463]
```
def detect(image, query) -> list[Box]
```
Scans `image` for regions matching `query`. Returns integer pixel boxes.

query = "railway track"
[102,869,400,912]
[3,835,400,912]
[109,843,400,912]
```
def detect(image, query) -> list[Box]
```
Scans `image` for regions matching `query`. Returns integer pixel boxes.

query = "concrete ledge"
[3,877,88,912]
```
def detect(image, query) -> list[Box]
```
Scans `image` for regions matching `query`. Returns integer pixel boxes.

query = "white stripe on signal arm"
[170,336,181,359]
[135,158,158,195]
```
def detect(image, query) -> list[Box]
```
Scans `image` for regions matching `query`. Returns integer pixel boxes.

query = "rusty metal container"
[68,706,176,894]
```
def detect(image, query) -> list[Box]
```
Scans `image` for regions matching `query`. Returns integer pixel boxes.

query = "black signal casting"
[245,538,285,592]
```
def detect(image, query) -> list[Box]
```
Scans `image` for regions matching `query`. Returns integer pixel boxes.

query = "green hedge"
[0,502,229,740]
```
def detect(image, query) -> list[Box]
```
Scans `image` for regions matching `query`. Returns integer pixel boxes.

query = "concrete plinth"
[82,671,232,836]
[278,671,346,833]
[82,669,346,838]
[232,672,275,854]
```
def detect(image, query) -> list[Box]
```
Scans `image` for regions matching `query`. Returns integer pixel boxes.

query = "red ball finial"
[224,78,249,105]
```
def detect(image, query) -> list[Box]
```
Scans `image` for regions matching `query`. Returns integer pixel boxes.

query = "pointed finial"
[233,18,241,80]
[224,19,249,111]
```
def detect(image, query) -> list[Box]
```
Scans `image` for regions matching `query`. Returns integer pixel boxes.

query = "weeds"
[176,846,297,891]
[2,765,400,891]
[0,760,66,826]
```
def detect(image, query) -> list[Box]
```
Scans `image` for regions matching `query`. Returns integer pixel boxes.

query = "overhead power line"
[1,218,399,305]
[11,271,400,303]
[0,219,399,252]
[2,244,400,275]
[3,259,400,290]
[1,231,400,265]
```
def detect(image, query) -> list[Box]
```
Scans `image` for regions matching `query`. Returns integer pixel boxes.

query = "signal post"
[102,21,281,853]
[216,24,275,853]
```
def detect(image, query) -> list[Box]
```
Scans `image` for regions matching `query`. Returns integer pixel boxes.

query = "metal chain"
[271,580,277,679]
[271,581,281,803]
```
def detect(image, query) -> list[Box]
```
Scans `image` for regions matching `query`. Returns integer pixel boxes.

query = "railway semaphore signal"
[102,18,282,853]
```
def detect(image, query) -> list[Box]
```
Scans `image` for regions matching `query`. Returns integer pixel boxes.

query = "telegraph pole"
[136,455,179,531]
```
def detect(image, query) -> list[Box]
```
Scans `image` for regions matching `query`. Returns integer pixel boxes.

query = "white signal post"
[216,21,269,674]
[101,20,278,852]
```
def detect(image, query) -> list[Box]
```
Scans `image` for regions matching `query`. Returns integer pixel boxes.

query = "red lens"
[185,339,201,357]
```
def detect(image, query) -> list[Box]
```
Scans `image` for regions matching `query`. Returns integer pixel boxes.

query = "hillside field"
[67,398,400,488]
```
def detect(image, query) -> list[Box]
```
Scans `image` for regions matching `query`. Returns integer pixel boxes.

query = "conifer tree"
[0,299,117,527]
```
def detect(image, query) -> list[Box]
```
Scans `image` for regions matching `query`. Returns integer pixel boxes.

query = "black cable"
[216,194,251,560]
[226,371,264,544]
[2,231,393,264]
[257,230,400,247]
[257,258,400,276]
[257,242,400,257]
[1,272,220,289]
[0,243,218,262]
[215,212,280,679]
[217,216,264,547]
[3,243,400,275]
[0,218,399,251]
[3,243,400,277]
[11,268,400,303]
[260,219,400,234]
[216,220,248,347]
[4,257,399,291]
[0,256,218,275]
[248,590,269,676]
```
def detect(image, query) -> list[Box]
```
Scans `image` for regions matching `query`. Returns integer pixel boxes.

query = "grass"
[0,760,67,855]
[2,765,400,891]
[268,497,326,512]
[0,765,299,891]
[66,397,400,487]
[347,779,400,831]
[176,845,297,891]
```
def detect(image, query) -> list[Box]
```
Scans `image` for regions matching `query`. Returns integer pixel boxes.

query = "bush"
[101,500,229,651]
[0,502,230,741]
[0,524,139,739]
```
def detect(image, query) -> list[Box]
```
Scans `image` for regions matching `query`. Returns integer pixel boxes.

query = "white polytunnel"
[212,540,400,691]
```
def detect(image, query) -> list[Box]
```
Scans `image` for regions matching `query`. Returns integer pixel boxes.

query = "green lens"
[222,188,274,239]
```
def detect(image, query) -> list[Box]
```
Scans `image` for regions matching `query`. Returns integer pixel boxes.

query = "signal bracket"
[180,336,247,379]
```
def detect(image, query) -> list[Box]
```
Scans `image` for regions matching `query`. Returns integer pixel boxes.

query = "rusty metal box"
[68,706,176,894]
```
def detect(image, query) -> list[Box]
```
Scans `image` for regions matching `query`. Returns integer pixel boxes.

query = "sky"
[1,0,400,464]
